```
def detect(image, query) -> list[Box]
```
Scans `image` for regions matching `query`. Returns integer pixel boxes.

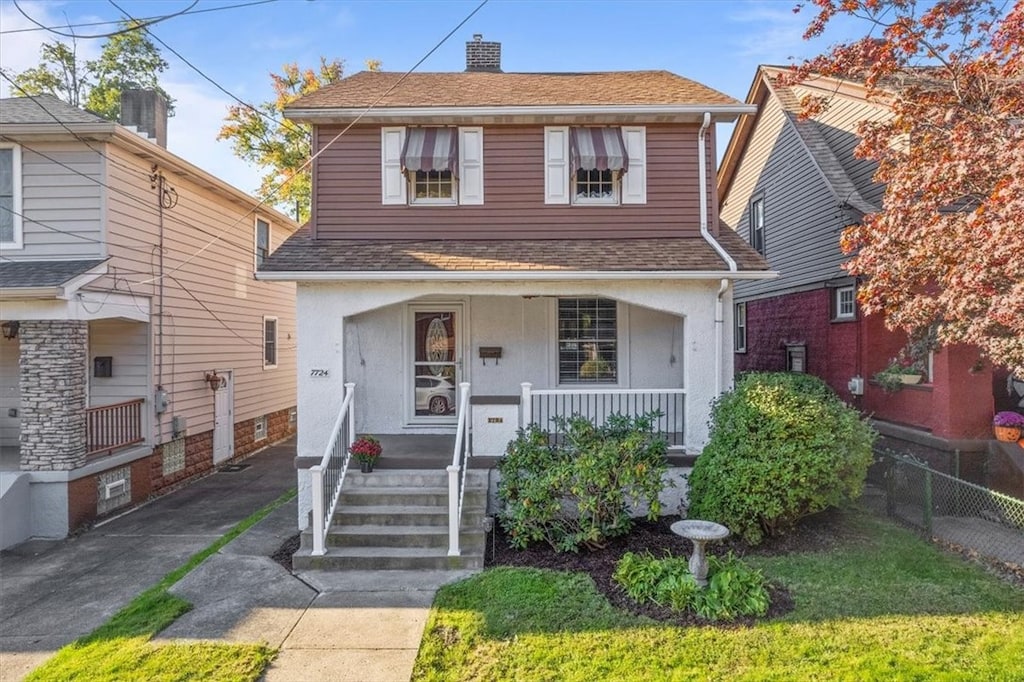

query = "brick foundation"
[65,406,297,533]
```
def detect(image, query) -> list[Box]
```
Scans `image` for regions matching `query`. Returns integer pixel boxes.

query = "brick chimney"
[119,89,168,148]
[465,34,501,73]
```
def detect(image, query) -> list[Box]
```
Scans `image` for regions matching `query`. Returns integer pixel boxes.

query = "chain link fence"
[871,449,1024,568]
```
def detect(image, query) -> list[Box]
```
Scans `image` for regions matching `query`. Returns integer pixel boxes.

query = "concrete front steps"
[293,469,489,571]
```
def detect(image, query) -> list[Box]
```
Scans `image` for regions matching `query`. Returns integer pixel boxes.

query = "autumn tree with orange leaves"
[219,58,380,222]
[787,0,1024,375]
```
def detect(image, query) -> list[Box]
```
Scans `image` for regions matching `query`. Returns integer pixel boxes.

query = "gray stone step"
[323,524,486,550]
[338,486,487,508]
[345,469,488,489]
[293,546,485,571]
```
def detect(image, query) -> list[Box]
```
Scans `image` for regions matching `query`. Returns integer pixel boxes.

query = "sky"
[0,0,870,199]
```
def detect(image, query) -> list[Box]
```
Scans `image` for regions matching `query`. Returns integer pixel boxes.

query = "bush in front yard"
[497,413,668,552]
[687,372,875,545]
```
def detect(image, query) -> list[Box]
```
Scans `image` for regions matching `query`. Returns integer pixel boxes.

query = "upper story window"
[0,144,24,250]
[545,126,646,205]
[255,217,270,269]
[381,127,483,206]
[750,196,765,255]
[263,316,278,369]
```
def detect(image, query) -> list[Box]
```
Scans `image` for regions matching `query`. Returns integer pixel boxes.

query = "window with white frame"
[254,415,267,441]
[263,316,278,368]
[750,196,765,255]
[254,217,270,269]
[735,302,747,352]
[544,126,646,205]
[0,144,23,249]
[557,298,618,384]
[381,127,483,206]
[835,285,856,320]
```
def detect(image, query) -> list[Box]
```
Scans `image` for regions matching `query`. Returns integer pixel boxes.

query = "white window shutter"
[544,126,570,204]
[381,127,406,205]
[621,126,646,205]
[458,127,484,205]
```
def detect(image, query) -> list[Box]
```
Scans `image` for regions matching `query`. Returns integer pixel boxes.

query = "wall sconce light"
[204,371,223,391]
[1,321,19,340]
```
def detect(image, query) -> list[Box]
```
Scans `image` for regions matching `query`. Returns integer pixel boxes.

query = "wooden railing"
[310,383,356,556]
[86,398,146,457]
[520,384,686,447]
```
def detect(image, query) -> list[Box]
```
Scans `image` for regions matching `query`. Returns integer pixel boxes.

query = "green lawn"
[25,489,295,682]
[413,509,1024,681]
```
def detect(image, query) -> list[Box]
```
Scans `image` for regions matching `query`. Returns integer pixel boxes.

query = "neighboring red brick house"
[257,36,774,550]
[717,66,1019,494]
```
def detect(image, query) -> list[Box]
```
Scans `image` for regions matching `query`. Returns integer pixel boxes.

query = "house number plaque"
[310,369,329,377]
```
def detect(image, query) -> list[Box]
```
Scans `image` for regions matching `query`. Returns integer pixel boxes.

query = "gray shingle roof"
[0,95,109,125]
[259,229,769,275]
[0,259,108,288]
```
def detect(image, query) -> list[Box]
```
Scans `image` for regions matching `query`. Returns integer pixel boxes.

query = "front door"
[213,370,234,463]
[410,307,461,423]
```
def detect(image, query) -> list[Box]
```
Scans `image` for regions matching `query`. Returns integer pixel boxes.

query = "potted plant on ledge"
[874,354,927,392]
[350,435,382,473]
[993,411,1024,443]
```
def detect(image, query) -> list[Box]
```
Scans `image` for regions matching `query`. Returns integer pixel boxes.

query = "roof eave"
[256,269,778,282]
[285,104,757,124]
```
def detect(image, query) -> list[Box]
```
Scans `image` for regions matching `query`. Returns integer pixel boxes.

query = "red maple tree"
[785,0,1024,375]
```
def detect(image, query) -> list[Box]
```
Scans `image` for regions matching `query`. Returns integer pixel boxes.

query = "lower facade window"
[734,302,747,352]
[558,298,618,383]
[835,285,856,320]
[254,415,267,441]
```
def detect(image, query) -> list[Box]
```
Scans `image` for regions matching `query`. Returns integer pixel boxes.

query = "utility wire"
[0,71,268,261]
[2,0,278,36]
[131,0,491,286]
[11,0,198,39]
[108,0,303,136]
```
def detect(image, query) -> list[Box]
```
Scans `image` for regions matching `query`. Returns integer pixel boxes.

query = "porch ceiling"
[258,229,770,278]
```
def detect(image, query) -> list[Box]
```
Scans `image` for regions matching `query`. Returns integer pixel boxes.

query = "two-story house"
[0,91,298,548]
[257,37,773,566]
[717,66,1016,492]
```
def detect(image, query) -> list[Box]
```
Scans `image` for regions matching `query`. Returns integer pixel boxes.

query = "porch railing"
[521,383,686,447]
[447,382,471,556]
[310,382,356,556]
[86,398,146,458]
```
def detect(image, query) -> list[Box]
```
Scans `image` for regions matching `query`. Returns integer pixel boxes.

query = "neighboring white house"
[257,37,774,537]
[0,91,298,548]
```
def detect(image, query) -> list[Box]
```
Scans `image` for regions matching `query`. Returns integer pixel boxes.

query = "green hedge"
[687,372,875,544]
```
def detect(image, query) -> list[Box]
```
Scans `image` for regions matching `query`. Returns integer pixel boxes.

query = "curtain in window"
[401,127,458,176]
[570,127,628,173]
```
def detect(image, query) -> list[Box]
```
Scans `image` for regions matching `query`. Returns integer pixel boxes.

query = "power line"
[131,0,491,286]
[11,0,198,39]
[1,0,278,36]
[107,0,302,137]
[0,72,267,261]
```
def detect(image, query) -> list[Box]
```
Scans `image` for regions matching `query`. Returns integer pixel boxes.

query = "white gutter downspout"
[698,112,737,396]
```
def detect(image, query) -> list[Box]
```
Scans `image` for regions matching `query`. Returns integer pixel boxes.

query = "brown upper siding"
[314,124,716,241]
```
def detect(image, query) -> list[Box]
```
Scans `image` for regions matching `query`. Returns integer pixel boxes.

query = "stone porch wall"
[19,320,88,471]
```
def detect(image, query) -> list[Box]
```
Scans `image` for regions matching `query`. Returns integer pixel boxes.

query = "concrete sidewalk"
[0,438,476,681]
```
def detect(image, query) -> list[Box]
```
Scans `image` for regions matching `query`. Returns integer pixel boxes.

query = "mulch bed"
[484,510,851,627]
[271,533,301,571]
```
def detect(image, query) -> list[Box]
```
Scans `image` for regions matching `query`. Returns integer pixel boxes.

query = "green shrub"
[613,551,770,620]
[687,372,875,545]
[497,413,668,552]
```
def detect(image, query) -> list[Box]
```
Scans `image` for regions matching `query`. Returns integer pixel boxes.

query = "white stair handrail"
[447,382,471,557]
[310,382,356,556]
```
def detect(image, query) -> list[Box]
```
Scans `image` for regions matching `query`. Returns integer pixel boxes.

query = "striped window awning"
[401,127,458,175]
[570,127,629,173]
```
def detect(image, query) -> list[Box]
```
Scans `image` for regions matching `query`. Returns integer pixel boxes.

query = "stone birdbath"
[670,519,730,587]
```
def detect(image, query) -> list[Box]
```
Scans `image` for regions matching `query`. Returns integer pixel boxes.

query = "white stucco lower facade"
[292,278,735,529]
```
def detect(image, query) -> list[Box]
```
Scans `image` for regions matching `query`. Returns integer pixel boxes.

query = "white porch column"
[295,288,346,530]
